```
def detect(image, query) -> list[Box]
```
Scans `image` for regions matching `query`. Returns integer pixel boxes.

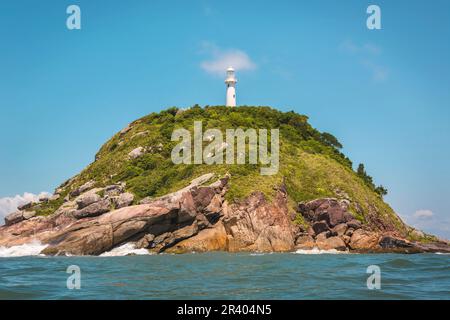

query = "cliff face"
[1,106,448,254]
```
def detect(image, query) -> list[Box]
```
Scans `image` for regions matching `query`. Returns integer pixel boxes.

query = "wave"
[0,241,47,257]
[100,243,152,257]
[294,247,349,255]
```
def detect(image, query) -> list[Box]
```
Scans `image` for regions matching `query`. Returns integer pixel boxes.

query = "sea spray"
[0,241,47,257]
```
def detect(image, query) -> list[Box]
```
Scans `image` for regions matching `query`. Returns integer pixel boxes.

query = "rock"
[151,223,199,252]
[104,184,125,197]
[70,180,96,197]
[345,228,354,237]
[379,236,413,249]
[18,202,33,211]
[39,194,50,203]
[38,175,228,255]
[120,124,131,135]
[312,221,329,235]
[316,236,347,251]
[315,232,328,242]
[166,222,228,253]
[73,199,111,219]
[135,234,155,249]
[347,219,362,230]
[76,193,101,209]
[223,189,295,252]
[49,194,61,201]
[114,192,134,209]
[22,211,36,220]
[4,211,24,226]
[298,198,353,227]
[331,223,348,236]
[128,147,145,159]
[342,235,351,244]
[295,235,315,250]
[349,229,380,251]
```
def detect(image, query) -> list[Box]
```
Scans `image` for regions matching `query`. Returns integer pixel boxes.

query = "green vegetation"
[36,105,406,235]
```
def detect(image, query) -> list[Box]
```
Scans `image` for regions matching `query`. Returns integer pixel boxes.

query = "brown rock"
[349,229,380,251]
[295,235,316,250]
[316,236,347,251]
[347,219,362,230]
[166,222,228,253]
[332,223,348,236]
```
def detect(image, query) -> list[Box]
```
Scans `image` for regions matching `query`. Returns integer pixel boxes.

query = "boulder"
[104,184,125,197]
[23,211,36,220]
[70,180,96,197]
[115,192,134,209]
[135,234,155,249]
[18,202,33,211]
[166,222,228,253]
[379,236,413,249]
[349,229,380,251]
[76,193,101,209]
[331,223,348,236]
[128,147,145,159]
[316,236,347,251]
[347,219,362,230]
[295,235,316,250]
[298,198,353,227]
[73,199,111,219]
[151,223,199,252]
[4,211,24,226]
[312,221,329,235]
[49,194,61,201]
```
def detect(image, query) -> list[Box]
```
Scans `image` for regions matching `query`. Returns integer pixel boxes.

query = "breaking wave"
[100,243,152,257]
[0,241,47,257]
[294,247,349,254]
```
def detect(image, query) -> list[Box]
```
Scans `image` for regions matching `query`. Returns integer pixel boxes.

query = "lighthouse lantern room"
[225,67,237,107]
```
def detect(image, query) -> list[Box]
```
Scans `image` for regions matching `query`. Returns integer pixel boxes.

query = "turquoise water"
[0,253,449,299]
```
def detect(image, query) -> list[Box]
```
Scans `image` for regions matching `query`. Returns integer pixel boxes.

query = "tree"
[321,132,343,149]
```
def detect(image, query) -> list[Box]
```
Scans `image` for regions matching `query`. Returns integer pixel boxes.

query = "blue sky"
[0,0,449,237]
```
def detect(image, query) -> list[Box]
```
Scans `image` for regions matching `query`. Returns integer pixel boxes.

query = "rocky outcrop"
[1,173,449,255]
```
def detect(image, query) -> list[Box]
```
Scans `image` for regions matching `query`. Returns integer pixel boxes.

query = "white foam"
[294,247,349,255]
[0,241,47,257]
[100,243,152,257]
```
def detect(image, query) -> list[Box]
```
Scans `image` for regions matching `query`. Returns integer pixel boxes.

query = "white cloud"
[401,209,450,240]
[200,42,256,76]
[413,209,434,219]
[0,192,50,225]
[339,40,388,82]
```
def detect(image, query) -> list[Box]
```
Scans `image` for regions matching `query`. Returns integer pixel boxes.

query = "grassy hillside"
[36,106,415,237]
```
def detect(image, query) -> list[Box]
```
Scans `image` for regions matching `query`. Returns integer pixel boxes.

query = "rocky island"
[1,106,449,255]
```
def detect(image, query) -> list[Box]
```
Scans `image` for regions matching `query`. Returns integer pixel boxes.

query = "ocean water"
[0,246,449,299]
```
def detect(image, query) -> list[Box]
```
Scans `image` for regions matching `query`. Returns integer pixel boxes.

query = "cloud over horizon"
[200,42,256,76]
[0,192,50,225]
[400,209,450,240]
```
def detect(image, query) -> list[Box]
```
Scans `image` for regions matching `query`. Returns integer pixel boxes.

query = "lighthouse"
[225,66,237,107]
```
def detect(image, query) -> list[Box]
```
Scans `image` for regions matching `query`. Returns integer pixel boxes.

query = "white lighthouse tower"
[225,66,237,107]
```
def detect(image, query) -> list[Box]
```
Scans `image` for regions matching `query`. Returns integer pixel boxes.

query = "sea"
[0,242,449,300]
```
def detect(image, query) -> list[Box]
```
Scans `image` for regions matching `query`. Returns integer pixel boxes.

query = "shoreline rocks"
[1,174,450,255]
